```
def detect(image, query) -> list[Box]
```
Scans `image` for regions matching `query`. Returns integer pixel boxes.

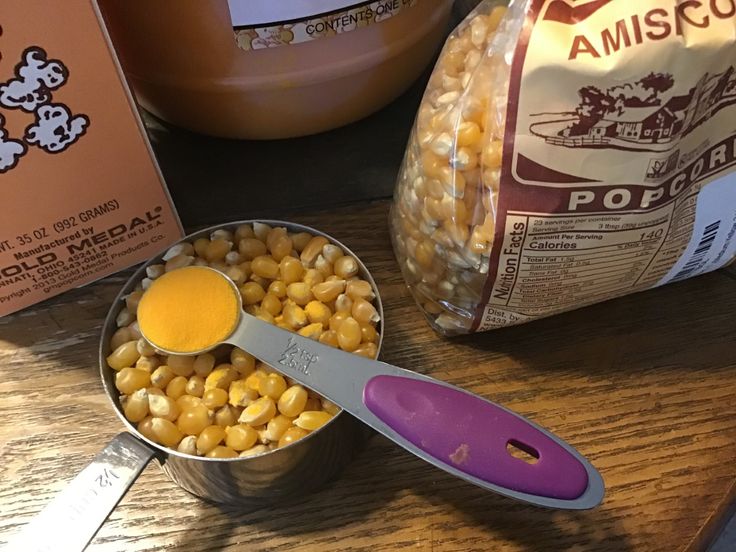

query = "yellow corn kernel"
[312,280,346,302]
[294,323,320,340]
[268,233,293,262]
[354,342,378,359]
[205,238,232,262]
[225,424,259,451]
[300,236,329,267]
[167,355,195,377]
[325,274,342,282]
[239,281,266,305]
[255,308,275,324]
[151,418,183,448]
[115,367,151,395]
[279,256,305,285]
[193,353,216,377]
[225,266,247,286]
[149,394,180,422]
[333,255,359,279]
[294,411,333,431]
[137,416,158,443]
[177,435,198,456]
[176,394,203,412]
[125,290,144,315]
[252,221,271,241]
[277,385,308,417]
[329,310,350,332]
[186,375,205,398]
[257,427,271,445]
[136,355,161,374]
[116,308,135,328]
[304,300,331,328]
[289,232,311,252]
[166,376,188,399]
[214,404,240,427]
[234,224,255,241]
[282,302,308,329]
[337,316,361,352]
[238,238,267,260]
[229,379,260,407]
[260,373,287,400]
[335,293,353,313]
[192,237,209,257]
[150,365,175,389]
[147,386,165,397]
[318,330,339,348]
[456,121,482,147]
[239,444,271,457]
[322,244,343,264]
[345,279,375,301]
[302,268,324,288]
[278,427,309,448]
[244,370,266,393]
[197,425,226,454]
[352,298,381,325]
[123,388,149,423]
[205,364,239,390]
[359,322,378,343]
[267,280,287,298]
[202,387,228,409]
[321,399,340,415]
[287,282,313,306]
[250,255,279,279]
[107,341,141,371]
[264,415,293,441]
[482,140,503,169]
[165,254,194,272]
[314,255,333,278]
[110,327,132,351]
[177,403,210,435]
[230,348,256,375]
[415,239,436,268]
[136,338,156,357]
[239,396,277,426]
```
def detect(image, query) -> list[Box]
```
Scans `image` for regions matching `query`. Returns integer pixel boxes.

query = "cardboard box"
[0,0,183,316]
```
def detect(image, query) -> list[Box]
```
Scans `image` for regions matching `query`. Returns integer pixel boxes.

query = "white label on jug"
[228,0,419,51]
[227,1,362,27]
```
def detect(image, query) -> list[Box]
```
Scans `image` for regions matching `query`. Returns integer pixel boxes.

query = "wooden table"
[1,200,735,551]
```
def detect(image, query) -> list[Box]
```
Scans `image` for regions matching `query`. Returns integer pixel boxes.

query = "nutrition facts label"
[480,198,694,329]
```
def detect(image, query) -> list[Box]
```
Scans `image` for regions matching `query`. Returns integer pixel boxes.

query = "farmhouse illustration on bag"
[530,66,736,151]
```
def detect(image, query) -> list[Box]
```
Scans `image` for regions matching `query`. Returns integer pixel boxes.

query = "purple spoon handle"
[229,312,604,509]
[364,375,590,501]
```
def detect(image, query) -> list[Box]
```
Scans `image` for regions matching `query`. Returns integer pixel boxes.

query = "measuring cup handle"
[12,432,156,552]
[363,375,602,507]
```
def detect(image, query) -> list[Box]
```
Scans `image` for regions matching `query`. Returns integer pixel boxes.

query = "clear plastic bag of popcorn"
[391,0,736,335]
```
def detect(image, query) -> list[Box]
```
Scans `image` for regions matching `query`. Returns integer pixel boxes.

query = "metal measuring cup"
[14,221,381,552]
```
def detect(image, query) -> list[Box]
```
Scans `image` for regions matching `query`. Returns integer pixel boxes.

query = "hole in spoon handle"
[363,375,590,501]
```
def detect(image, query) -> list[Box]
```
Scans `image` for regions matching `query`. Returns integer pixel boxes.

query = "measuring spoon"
[137,266,604,510]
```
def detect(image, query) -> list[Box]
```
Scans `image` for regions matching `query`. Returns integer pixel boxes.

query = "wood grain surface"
[1,201,735,551]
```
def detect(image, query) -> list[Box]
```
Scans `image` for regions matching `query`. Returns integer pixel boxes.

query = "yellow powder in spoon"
[137,266,241,354]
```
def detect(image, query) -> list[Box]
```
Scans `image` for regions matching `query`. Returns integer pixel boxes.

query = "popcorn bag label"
[0,0,182,317]
[476,0,736,330]
[228,0,418,51]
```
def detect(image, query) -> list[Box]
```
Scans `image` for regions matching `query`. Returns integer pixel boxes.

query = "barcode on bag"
[672,221,721,281]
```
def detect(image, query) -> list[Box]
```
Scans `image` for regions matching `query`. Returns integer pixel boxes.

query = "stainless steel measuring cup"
[13,221,381,552]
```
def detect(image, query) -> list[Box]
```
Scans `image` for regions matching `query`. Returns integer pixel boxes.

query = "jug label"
[227,0,419,50]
